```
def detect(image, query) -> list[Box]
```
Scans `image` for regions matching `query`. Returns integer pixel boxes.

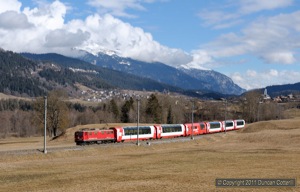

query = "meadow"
[0,117,299,192]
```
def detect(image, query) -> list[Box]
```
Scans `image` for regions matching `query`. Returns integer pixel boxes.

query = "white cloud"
[87,0,166,18]
[0,11,33,29]
[195,9,300,89]
[231,69,300,90]
[0,0,190,66]
[238,0,293,14]
[88,0,144,18]
[0,0,71,53]
[199,11,300,66]
[198,0,294,29]
[268,69,279,77]
[45,29,90,48]
[23,0,67,30]
[261,52,296,64]
[246,70,257,77]
[73,14,191,66]
[0,0,21,13]
[198,10,239,28]
[181,50,213,70]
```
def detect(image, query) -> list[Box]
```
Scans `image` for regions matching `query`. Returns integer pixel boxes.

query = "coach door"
[155,125,162,139]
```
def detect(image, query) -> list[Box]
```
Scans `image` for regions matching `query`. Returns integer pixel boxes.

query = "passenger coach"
[111,126,156,142]
[206,121,223,133]
[234,119,246,129]
[155,124,186,139]
[222,120,235,131]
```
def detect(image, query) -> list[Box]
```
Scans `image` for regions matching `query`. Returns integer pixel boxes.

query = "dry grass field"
[0,117,300,192]
[0,93,31,100]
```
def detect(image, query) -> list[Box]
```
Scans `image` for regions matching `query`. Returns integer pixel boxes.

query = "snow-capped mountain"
[76,43,120,57]
[78,50,245,95]
[179,68,245,95]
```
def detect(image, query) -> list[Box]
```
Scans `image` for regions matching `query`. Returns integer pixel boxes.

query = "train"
[74,119,245,145]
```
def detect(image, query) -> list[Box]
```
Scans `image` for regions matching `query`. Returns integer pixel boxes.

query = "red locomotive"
[185,122,208,136]
[74,128,115,145]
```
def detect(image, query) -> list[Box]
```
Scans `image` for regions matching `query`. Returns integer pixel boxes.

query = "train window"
[210,122,220,129]
[124,129,127,135]
[226,122,233,127]
[75,132,83,137]
[130,129,133,135]
[141,127,151,134]
[200,123,205,130]
[237,121,244,126]
[124,126,151,135]
[161,125,182,133]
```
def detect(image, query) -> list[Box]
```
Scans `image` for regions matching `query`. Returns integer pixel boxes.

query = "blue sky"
[1,0,300,90]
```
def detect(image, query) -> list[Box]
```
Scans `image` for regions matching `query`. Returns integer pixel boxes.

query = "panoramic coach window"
[226,122,233,127]
[210,122,220,129]
[124,127,151,135]
[162,125,182,133]
[237,121,244,126]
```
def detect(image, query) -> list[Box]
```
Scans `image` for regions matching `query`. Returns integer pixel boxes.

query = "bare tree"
[0,111,11,138]
[34,90,69,137]
[241,90,262,123]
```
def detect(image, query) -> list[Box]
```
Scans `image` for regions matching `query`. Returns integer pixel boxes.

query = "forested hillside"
[0,50,45,96]
[0,50,185,97]
[21,52,183,93]
[266,83,300,97]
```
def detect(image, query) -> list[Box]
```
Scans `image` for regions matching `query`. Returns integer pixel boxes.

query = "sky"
[0,0,300,90]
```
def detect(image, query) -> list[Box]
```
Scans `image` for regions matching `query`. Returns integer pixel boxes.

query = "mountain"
[20,52,183,93]
[179,68,245,95]
[19,52,231,99]
[0,49,46,96]
[265,83,300,97]
[0,49,188,97]
[78,51,245,95]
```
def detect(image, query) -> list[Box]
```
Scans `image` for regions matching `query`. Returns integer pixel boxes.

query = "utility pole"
[191,100,194,140]
[136,97,140,146]
[224,99,227,134]
[44,96,47,154]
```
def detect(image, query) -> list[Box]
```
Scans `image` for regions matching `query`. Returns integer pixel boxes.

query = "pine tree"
[121,98,134,123]
[109,99,119,121]
[145,94,162,123]
[167,105,173,124]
